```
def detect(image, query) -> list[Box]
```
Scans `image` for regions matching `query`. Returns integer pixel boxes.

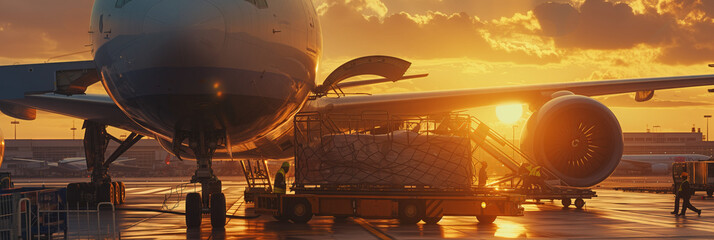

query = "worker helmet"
[281,162,290,170]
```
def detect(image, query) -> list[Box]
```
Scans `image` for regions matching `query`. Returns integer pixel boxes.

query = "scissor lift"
[467,116,596,209]
[241,160,273,203]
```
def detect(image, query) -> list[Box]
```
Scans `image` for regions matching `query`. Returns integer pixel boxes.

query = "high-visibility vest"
[529,166,541,177]
[678,179,689,193]
[274,169,286,194]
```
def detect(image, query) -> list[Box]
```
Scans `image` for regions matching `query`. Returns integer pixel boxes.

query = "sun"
[496,104,523,124]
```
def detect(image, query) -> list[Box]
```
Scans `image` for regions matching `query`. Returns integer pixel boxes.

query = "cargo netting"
[294,113,475,190]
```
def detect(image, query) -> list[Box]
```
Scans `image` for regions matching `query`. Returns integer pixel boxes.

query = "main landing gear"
[66,121,143,208]
[178,129,226,229]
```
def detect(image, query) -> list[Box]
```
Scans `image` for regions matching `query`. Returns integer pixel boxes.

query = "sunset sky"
[1,0,714,139]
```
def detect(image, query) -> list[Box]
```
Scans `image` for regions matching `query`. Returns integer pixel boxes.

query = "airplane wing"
[307,74,714,114]
[0,61,149,136]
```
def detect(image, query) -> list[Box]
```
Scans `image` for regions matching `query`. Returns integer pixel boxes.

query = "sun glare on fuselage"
[496,104,523,124]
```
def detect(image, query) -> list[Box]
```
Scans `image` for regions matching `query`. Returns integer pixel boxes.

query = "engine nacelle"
[521,95,623,187]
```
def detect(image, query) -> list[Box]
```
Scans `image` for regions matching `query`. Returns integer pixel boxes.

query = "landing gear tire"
[118,182,126,204]
[111,182,120,205]
[97,182,114,204]
[562,198,572,208]
[67,183,80,209]
[186,193,202,228]
[289,198,313,224]
[574,198,585,209]
[210,193,226,229]
[78,183,92,207]
[423,215,443,225]
[398,200,423,225]
[476,215,497,224]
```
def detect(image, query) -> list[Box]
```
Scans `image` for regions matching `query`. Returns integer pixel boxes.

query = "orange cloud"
[0,0,93,61]
[319,0,560,64]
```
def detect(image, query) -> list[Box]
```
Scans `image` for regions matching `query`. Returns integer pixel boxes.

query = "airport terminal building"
[623,131,714,156]
[3,131,714,177]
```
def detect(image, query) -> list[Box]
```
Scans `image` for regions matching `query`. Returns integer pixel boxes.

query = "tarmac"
[14,176,714,239]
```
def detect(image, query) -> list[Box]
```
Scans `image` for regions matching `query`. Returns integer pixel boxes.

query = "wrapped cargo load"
[296,129,473,188]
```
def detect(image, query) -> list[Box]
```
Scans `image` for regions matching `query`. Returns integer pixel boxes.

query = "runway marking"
[131,188,170,195]
[354,218,394,240]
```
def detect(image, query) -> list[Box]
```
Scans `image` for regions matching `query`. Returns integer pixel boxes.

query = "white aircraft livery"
[3,0,714,228]
[619,154,712,175]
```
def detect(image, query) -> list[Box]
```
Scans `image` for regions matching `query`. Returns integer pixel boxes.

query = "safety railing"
[1,187,118,239]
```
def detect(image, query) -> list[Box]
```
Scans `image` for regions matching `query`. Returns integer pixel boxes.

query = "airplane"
[3,0,714,229]
[617,154,712,175]
[1,157,138,173]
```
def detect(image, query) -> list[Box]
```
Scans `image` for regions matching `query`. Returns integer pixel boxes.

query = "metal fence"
[0,188,118,239]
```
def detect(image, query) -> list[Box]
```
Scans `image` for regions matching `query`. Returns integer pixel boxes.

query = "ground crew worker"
[677,172,702,216]
[519,163,531,189]
[273,162,290,194]
[672,172,683,214]
[478,162,488,187]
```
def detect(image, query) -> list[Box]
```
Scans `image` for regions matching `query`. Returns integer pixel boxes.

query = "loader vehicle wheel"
[561,198,572,208]
[423,215,443,224]
[398,200,424,224]
[476,215,497,224]
[574,198,585,209]
[707,190,713,197]
[273,213,290,222]
[186,193,202,228]
[289,198,313,224]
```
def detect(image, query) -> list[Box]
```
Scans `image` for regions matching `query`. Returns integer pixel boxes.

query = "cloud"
[530,0,714,65]
[0,0,93,61]
[533,0,677,50]
[597,93,714,108]
[319,0,560,64]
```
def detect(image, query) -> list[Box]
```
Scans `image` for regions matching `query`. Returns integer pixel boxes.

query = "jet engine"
[521,94,623,187]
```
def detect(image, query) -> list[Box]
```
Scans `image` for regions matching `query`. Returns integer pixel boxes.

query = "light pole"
[10,120,19,140]
[70,121,77,140]
[705,115,712,141]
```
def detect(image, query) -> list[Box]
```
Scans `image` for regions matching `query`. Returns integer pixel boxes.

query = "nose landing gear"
[180,129,226,229]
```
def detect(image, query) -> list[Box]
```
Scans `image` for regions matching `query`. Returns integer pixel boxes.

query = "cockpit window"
[115,0,133,8]
[246,0,268,9]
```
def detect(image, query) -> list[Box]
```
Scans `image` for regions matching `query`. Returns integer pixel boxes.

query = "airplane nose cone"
[143,0,226,64]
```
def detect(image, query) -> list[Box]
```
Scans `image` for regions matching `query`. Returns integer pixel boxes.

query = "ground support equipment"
[254,189,524,224]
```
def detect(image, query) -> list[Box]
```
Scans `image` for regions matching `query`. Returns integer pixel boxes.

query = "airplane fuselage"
[90,0,322,158]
